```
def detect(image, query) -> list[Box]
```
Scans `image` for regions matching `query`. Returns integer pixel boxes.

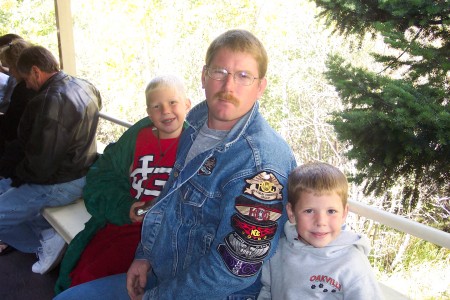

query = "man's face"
[201,48,267,130]
[20,66,41,91]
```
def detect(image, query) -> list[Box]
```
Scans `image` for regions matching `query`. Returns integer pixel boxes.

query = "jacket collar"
[187,100,259,151]
[38,71,66,92]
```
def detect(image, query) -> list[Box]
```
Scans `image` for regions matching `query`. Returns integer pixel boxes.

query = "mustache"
[215,92,239,105]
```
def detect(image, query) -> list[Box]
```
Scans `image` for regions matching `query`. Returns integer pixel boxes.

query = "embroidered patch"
[231,214,277,243]
[198,157,216,176]
[235,196,282,222]
[243,172,283,201]
[225,232,270,261]
[217,244,262,277]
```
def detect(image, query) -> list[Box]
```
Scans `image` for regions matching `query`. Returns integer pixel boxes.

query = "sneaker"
[32,232,67,274]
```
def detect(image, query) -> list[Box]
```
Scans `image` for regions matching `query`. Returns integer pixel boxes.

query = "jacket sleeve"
[144,169,292,300]
[84,117,151,225]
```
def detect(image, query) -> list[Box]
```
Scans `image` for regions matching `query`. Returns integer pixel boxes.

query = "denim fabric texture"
[0,72,9,101]
[0,176,85,252]
[0,75,15,113]
[135,101,296,299]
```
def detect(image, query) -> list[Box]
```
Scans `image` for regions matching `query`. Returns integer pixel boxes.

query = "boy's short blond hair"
[145,75,187,108]
[288,162,348,208]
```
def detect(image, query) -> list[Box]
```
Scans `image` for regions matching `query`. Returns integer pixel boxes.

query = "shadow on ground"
[0,249,58,300]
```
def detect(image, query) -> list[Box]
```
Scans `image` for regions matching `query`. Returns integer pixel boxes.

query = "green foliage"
[0,0,57,52]
[401,238,449,270]
[313,0,450,209]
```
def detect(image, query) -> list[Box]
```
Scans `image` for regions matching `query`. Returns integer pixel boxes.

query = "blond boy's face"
[146,87,191,139]
[286,191,348,248]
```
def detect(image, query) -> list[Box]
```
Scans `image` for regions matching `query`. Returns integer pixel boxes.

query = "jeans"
[54,273,131,300]
[0,177,85,253]
[54,273,256,300]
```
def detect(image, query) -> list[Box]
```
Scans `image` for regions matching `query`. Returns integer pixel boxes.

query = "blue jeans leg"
[0,177,86,253]
[54,272,157,300]
[54,273,130,300]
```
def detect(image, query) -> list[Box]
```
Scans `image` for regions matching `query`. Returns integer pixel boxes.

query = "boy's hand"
[127,259,151,300]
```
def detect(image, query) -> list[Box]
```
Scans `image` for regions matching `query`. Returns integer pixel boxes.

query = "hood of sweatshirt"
[283,220,371,257]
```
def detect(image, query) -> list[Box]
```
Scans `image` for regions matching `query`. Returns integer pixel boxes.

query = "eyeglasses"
[205,66,259,86]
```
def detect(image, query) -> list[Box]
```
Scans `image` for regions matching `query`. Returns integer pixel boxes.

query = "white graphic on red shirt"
[130,155,172,199]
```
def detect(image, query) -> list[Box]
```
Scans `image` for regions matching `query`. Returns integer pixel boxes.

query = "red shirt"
[70,126,179,286]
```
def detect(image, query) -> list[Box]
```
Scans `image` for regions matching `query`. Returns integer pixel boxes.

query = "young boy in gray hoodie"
[258,162,384,299]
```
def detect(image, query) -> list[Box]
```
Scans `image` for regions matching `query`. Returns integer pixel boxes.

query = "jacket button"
[174,171,179,177]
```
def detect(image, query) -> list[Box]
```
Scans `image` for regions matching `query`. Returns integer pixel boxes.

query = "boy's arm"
[345,255,385,300]
[257,261,272,300]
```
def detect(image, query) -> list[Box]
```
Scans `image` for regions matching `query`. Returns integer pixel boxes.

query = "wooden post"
[54,0,76,75]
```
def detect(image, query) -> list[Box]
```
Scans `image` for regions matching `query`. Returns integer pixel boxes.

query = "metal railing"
[349,200,449,249]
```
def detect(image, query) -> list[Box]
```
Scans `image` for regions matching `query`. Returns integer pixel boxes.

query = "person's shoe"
[31,233,67,274]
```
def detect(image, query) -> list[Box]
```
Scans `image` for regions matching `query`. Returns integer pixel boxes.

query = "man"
[55,29,296,300]
[0,45,102,275]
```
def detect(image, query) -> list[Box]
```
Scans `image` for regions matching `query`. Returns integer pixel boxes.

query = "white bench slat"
[42,198,91,244]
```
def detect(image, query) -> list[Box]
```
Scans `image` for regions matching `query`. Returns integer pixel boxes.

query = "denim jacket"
[136,100,297,300]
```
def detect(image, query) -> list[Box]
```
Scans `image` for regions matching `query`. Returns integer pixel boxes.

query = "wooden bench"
[42,141,105,243]
[42,198,90,244]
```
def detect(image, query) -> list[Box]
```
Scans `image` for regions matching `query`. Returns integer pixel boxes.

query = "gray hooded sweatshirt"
[258,221,384,299]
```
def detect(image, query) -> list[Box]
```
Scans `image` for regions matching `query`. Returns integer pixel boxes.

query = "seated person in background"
[258,162,384,300]
[0,45,102,275]
[55,75,191,293]
[0,70,9,108]
[0,33,24,113]
[0,38,36,163]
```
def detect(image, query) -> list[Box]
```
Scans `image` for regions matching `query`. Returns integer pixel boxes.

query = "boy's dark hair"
[288,162,348,208]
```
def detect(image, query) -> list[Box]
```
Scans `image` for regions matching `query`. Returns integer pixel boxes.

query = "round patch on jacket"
[225,232,270,261]
[235,195,282,222]
[231,213,277,243]
[217,244,262,277]
[243,171,283,201]
[198,157,216,176]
